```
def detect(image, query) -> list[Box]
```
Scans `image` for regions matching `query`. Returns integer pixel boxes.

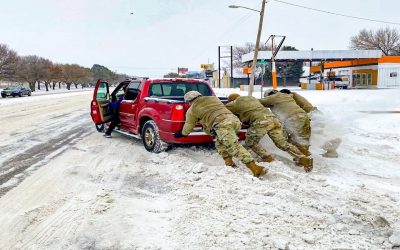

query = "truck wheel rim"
[145,127,154,147]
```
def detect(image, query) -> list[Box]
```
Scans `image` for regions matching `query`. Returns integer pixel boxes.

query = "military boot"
[297,156,313,172]
[261,155,274,163]
[297,145,311,156]
[245,161,268,177]
[223,157,237,168]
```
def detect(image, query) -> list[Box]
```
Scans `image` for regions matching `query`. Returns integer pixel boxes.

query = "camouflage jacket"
[182,96,233,135]
[259,92,306,121]
[226,96,274,124]
[292,92,316,113]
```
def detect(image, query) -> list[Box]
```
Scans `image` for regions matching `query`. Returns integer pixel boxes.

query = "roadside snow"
[0,88,92,107]
[0,87,399,249]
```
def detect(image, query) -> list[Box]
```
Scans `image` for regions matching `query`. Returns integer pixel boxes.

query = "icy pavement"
[0,87,399,249]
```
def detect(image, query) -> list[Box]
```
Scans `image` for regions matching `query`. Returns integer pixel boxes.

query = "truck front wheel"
[142,120,169,153]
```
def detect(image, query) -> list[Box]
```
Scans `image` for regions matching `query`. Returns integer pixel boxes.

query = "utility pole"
[230,46,233,88]
[248,0,266,96]
[218,46,221,88]
[271,35,278,89]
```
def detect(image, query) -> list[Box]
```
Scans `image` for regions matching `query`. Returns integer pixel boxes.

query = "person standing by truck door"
[174,91,267,178]
[103,85,127,138]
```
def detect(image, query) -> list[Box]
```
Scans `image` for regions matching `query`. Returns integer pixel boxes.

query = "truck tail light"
[171,104,185,121]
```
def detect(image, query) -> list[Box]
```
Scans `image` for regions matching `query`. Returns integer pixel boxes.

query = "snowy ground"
[0,88,399,249]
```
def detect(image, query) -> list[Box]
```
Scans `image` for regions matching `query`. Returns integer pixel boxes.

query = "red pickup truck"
[90,78,237,153]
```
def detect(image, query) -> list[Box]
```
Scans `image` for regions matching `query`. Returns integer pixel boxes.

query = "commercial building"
[310,56,400,88]
[242,49,400,89]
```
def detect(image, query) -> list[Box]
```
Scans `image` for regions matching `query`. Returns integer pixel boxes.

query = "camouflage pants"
[284,113,311,152]
[213,115,254,164]
[246,117,305,160]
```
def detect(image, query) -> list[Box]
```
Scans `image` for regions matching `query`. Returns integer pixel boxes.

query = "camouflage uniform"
[260,92,311,154]
[291,92,317,113]
[226,96,305,160]
[182,96,253,164]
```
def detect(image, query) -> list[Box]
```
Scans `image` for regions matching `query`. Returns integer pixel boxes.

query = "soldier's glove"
[173,131,185,138]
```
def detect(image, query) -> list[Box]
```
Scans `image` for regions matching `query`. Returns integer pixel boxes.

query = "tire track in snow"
[0,123,93,197]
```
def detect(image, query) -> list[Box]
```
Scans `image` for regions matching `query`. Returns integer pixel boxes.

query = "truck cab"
[90,78,227,153]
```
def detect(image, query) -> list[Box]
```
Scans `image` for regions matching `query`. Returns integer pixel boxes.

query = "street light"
[228,5,261,13]
[229,1,267,96]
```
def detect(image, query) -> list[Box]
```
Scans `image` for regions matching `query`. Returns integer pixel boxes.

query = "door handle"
[132,104,136,109]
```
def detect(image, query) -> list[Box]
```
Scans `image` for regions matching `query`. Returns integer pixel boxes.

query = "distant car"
[1,86,32,98]
[328,77,350,89]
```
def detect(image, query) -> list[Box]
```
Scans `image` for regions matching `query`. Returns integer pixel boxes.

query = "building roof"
[310,56,400,73]
[242,50,383,63]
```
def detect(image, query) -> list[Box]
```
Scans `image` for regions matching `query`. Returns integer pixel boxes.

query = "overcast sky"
[1,0,399,77]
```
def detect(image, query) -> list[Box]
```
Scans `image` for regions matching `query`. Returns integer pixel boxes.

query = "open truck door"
[90,79,113,132]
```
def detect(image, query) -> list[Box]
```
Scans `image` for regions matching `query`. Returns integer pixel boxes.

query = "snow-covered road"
[0,89,399,249]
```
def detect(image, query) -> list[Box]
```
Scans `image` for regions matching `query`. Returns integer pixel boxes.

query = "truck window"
[149,82,212,97]
[97,82,108,100]
[149,84,162,96]
[125,82,141,101]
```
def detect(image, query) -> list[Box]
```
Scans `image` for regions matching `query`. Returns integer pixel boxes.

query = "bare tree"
[0,44,19,80]
[61,64,92,89]
[18,56,52,91]
[232,42,271,70]
[49,64,64,90]
[350,27,400,55]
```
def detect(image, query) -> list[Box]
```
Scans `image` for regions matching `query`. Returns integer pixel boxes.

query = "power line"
[190,2,263,62]
[273,0,400,26]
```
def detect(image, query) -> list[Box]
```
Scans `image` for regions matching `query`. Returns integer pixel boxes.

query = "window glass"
[150,84,162,96]
[367,73,372,85]
[125,82,141,101]
[148,82,212,97]
[116,87,126,98]
[96,82,108,100]
[361,73,367,85]
[197,84,211,95]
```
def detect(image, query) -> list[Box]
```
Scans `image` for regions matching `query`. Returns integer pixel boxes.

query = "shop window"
[361,73,367,85]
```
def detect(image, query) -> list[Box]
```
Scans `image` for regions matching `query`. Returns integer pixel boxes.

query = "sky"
[1,0,399,78]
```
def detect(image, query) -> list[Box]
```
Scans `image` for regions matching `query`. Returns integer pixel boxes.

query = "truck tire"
[142,120,169,153]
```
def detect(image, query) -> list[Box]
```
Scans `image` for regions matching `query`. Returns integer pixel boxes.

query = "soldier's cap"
[184,91,202,102]
[264,89,278,97]
[280,89,291,94]
[228,93,240,102]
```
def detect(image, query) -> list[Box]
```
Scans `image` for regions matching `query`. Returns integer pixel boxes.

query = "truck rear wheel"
[142,120,169,153]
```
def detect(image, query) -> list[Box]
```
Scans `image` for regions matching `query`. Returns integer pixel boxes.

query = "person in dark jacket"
[104,87,126,138]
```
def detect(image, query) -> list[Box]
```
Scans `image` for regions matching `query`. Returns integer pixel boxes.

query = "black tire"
[28,92,31,96]
[142,120,169,153]
[19,92,23,97]
[95,124,105,132]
